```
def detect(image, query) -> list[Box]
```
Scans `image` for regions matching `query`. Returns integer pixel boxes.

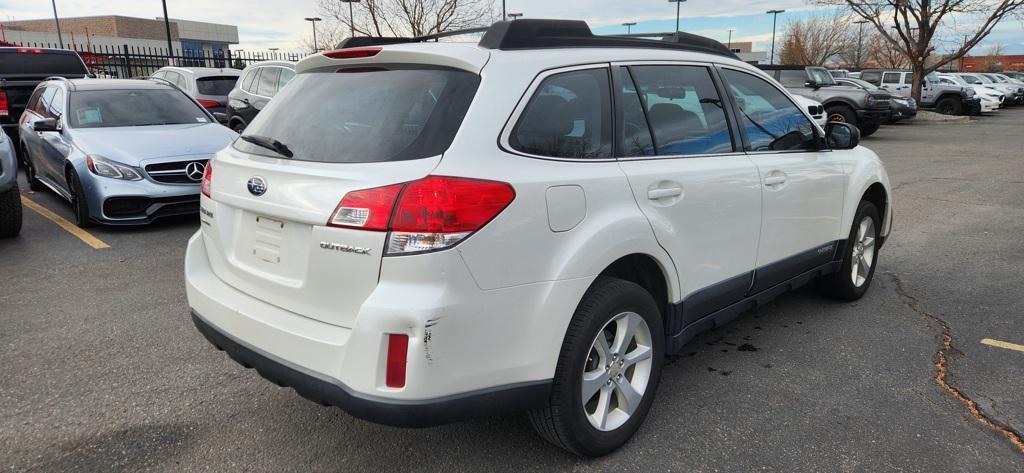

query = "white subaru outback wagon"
[186,20,893,456]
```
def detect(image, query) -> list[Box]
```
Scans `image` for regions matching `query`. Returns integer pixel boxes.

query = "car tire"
[935,97,963,116]
[23,146,45,192]
[859,120,881,137]
[826,105,858,127]
[528,276,664,457]
[817,200,880,300]
[0,183,23,238]
[68,169,93,228]
[231,121,246,134]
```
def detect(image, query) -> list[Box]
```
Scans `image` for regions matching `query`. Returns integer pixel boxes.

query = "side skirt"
[666,259,842,355]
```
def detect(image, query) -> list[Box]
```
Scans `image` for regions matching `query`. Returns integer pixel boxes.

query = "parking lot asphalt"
[2,110,1023,472]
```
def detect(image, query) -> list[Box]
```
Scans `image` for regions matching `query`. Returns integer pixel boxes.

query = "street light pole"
[623,22,636,34]
[766,9,785,65]
[502,0,506,21]
[339,0,359,38]
[669,0,687,33]
[51,0,64,48]
[854,20,868,69]
[727,28,735,49]
[304,17,322,53]
[161,0,173,56]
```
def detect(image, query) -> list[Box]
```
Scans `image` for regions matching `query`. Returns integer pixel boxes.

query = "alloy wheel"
[581,311,654,432]
[850,216,876,287]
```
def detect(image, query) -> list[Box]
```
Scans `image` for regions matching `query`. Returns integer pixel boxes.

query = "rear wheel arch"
[596,254,671,331]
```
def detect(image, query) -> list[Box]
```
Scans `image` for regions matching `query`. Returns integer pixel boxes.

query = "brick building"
[959,54,1024,72]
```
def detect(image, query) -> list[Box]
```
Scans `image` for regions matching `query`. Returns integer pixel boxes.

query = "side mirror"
[805,80,820,89]
[33,118,60,132]
[825,122,860,150]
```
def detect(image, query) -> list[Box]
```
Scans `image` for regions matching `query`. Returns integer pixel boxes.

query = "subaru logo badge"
[184,161,206,182]
[247,176,267,196]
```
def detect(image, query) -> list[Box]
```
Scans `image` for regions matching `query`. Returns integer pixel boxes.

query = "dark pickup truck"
[1,47,90,146]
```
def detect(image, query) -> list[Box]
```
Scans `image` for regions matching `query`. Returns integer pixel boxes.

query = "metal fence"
[6,40,307,78]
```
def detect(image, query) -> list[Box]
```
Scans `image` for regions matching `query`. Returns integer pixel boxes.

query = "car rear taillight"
[196,99,220,109]
[385,334,409,388]
[327,176,515,255]
[322,47,382,59]
[200,161,213,197]
[0,91,8,118]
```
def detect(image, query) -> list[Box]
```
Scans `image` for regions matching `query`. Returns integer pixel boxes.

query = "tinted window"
[26,87,45,114]
[256,67,281,97]
[861,71,882,85]
[235,66,479,163]
[49,89,64,118]
[196,76,238,95]
[961,75,981,84]
[278,68,296,90]
[619,68,655,157]
[882,72,901,85]
[36,87,56,115]
[807,68,835,85]
[68,89,210,128]
[778,69,808,87]
[628,65,733,156]
[241,68,259,92]
[510,68,612,159]
[722,69,818,152]
[0,51,88,76]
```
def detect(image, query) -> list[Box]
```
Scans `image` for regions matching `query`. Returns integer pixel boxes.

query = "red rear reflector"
[0,91,8,118]
[196,99,220,109]
[385,334,409,388]
[328,183,404,231]
[391,176,516,233]
[322,47,382,59]
[200,161,213,197]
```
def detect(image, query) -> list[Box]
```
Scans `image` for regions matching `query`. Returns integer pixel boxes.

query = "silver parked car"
[151,66,242,118]
[17,78,237,226]
[0,129,21,237]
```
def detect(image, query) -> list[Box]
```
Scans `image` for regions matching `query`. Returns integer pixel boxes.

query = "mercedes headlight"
[86,155,143,181]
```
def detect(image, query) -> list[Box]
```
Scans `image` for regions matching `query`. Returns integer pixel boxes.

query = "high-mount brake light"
[17,47,44,54]
[200,161,213,197]
[322,47,382,60]
[327,176,515,255]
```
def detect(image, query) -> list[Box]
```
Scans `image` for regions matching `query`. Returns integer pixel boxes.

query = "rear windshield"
[234,65,480,163]
[196,76,238,95]
[0,51,88,76]
[68,89,210,128]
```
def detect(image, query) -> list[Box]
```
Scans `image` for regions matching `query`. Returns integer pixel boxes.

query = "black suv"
[759,65,890,137]
[222,61,296,133]
[1,47,89,143]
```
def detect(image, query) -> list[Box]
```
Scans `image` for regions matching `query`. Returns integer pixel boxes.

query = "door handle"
[647,187,683,200]
[763,174,787,187]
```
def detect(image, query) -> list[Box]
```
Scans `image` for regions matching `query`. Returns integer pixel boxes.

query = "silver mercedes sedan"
[17,78,237,226]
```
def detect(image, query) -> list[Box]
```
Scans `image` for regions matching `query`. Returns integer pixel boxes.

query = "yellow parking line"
[20,196,110,250]
[981,338,1024,354]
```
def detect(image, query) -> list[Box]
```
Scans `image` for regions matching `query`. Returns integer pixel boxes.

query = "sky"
[1,0,1022,54]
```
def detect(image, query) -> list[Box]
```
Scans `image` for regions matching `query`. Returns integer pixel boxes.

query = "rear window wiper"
[239,134,294,158]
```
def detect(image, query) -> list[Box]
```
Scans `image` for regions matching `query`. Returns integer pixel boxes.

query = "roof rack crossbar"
[335,26,489,49]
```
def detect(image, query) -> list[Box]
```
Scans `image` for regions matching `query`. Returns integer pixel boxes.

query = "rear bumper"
[191,310,550,427]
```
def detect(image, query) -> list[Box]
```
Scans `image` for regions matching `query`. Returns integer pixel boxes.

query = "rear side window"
[240,68,258,92]
[278,68,296,90]
[510,68,612,159]
[861,71,882,86]
[721,69,818,152]
[627,65,733,156]
[235,66,480,163]
[196,76,238,95]
[256,67,281,97]
[0,51,87,76]
[882,72,901,85]
[778,70,808,87]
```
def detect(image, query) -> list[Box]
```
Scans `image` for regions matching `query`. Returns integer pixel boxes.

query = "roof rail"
[334,19,738,60]
[44,76,76,91]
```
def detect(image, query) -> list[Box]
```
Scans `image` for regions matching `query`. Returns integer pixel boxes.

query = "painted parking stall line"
[20,196,110,250]
[981,338,1024,354]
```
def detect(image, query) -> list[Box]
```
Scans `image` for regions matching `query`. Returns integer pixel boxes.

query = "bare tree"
[816,0,1024,101]
[315,0,494,43]
[981,41,1007,71]
[866,31,911,68]
[778,12,852,66]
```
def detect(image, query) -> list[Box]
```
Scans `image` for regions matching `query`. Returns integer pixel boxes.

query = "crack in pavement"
[886,272,1024,455]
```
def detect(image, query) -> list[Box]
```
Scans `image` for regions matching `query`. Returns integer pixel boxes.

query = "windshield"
[845,78,877,90]
[943,75,967,85]
[234,65,480,163]
[196,76,239,95]
[68,89,210,128]
[960,75,982,84]
[807,68,836,85]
